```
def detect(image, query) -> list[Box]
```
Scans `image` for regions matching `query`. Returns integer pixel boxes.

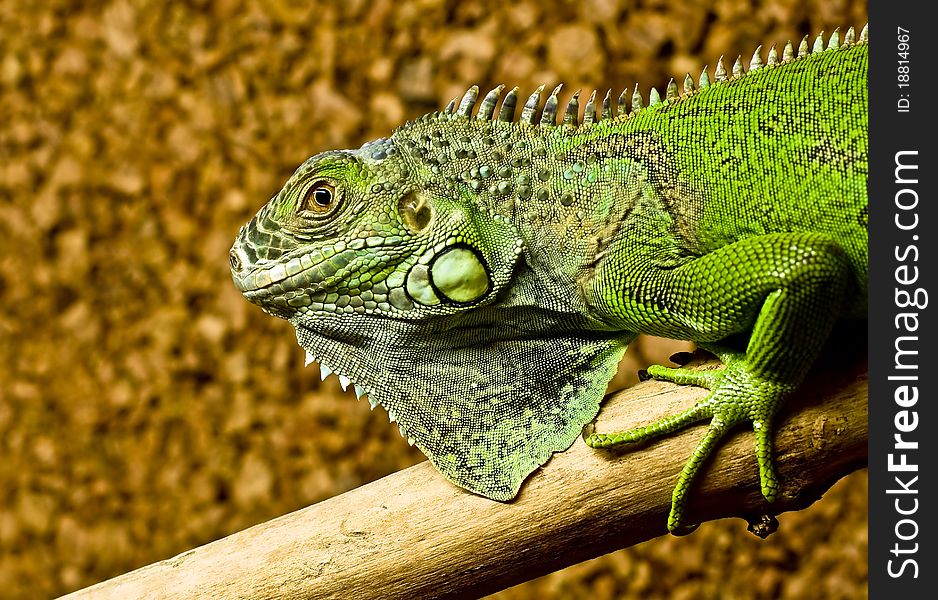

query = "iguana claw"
[585,356,793,533]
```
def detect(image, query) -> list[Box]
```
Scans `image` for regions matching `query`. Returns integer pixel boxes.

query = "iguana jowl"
[230,27,868,532]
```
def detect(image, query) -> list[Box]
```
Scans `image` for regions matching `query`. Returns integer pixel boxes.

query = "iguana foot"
[585,353,794,534]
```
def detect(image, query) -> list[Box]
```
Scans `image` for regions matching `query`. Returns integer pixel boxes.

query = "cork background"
[0,1,867,598]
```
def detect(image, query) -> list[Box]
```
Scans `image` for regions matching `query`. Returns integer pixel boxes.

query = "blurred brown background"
[0,1,867,598]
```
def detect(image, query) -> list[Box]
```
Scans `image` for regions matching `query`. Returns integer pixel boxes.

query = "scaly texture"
[230,26,868,531]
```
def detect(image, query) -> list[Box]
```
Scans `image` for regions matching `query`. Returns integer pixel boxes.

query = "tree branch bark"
[62,353,867,600]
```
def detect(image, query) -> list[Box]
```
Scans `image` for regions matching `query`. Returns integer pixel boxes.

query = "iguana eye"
[302,182,337,213]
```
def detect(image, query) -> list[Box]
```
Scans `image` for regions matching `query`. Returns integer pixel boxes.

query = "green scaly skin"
[230,27,868,533]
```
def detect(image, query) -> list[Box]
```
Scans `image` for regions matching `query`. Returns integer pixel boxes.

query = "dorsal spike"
[828,28,840,50]
[798,36,809,57]
[860,23,868,43]
[750,45,763,70]
[456,85,479,117]
[617,89,629,115]
[601,89,613,120]
[477,84,505,120]
[521,84,546,124]
[767,44,778,66]
[631,84,643,113]
[845,26,856,45]
[583,90,597,125]
[497,86,519,122]
[444,97,458,114]
[698,67,710,89]
[783,40,794,62]
[812,31,825,53]
[665,78,678,100]
[683,73,694,94]
[715,56,727,81]
[732,55,743,77]
[563,89,581,126]
[649,87,661,106]
[540,84,563,126]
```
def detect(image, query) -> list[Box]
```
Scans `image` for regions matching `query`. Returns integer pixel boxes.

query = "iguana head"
[229,135,523,322]
[230,85,630,501]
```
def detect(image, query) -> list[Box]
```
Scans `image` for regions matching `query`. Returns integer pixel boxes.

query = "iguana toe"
[590,357,794,532]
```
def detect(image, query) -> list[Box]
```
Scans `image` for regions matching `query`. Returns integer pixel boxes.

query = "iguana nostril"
[229,248,242,271]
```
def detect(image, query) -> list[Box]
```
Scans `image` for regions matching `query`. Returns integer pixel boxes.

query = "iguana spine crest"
[422,25,867,131]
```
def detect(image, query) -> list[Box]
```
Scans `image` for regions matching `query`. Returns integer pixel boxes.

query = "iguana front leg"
[584,232,853,533]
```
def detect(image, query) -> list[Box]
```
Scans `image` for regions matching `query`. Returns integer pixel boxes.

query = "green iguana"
[230,26,868,533]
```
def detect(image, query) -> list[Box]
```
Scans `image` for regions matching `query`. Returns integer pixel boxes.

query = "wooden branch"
[63,353,867,600]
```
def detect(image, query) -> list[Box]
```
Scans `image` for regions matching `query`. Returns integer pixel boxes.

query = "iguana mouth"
[230,217,392,305]
[228,197,366,298]
[231,248,358,295]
